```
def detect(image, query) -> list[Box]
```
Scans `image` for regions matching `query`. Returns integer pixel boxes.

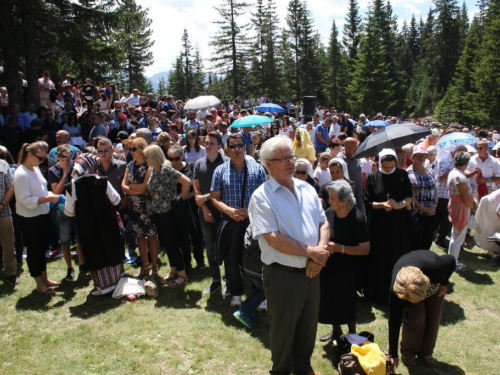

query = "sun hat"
[412,145,429,157]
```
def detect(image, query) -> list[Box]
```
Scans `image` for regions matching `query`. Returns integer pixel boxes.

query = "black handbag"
[407,202,420,232]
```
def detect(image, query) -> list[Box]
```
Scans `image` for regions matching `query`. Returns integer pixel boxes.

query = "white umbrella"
[184,95,221,110]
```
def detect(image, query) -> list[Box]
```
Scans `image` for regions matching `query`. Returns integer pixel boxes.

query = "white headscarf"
[378,148,398,175]
[328,158,350,180]
[295,158,314,178]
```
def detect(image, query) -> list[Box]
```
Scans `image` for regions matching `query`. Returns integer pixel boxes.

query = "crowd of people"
[1,72,500,374]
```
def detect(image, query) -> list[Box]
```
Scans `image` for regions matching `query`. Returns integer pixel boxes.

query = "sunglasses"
[228,143,245,149]
[476,147,484,150]
[294,170,307,175]
[31,154,45,162]
[168,156,182,161]
[97,149,110,154]
[129,148,137,152]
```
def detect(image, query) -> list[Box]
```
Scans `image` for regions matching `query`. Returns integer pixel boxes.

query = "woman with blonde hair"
[143,145,191,286]
[121,137,160,278]
[13,142,61,295]
[389,250,455,369]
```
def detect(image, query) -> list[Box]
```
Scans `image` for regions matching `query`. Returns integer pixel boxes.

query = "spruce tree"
[181,29,194,98]
[343,0,362,60]
[157,76,168,97]
[327,19,349,109]
[192,45,206,97]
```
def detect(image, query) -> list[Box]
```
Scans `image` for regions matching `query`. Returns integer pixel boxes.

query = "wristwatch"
[341,245,345,254]
[203,194,209,202]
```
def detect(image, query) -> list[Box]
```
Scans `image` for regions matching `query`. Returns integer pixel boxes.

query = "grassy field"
[0,240,499,375]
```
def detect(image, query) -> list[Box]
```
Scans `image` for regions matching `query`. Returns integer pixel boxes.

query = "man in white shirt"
[466,139,500,198]
[62,74,72,88]
[328,115,340,139]
[125,89,140,107]
[38,70,55,115]
[249,136,330,375]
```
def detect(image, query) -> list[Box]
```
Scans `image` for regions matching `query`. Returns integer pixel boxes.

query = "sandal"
[167,275,188,287]
[159,272,178,285]
[151,266,158,277]
[402,355,417,367]
[134,264,151,279]
[37,288,56,296]
[45,280,60,287]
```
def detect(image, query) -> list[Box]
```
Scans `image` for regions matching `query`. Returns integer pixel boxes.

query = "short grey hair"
[97,138,112,148]
[136,128,152,140]
[260,136,293,165]
[325,179,355,209]
[454,151,470,167]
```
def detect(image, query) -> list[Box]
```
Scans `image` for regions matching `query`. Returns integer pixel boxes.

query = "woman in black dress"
[364,148,413,304]
[319,179,370,341]
[65,153,124,296]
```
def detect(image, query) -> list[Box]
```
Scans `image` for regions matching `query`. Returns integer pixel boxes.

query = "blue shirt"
[89,123,106,140]
[314,123,328,148]
[239,130,253,154]
[211,159,267,208]
[5,113,30,132]
[48,144,81,161]
[184,120,202,132]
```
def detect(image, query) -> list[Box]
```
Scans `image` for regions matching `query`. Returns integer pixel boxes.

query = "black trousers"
[409,213,440,251]
[263,264,319,374]
[153,211,185,272]
[18,214,50,278]
[435,198,451,245]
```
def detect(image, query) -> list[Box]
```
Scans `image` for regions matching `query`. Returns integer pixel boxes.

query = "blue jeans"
[57,210,80,246]
[198,210,221,282]
[241,276,265,317]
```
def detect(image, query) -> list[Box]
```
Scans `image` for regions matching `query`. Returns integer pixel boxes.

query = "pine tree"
[168,56,186,99]
[181,29,194,98]
[157,76,168,97]
[408,15,421,62]
[458,1,470,51]
[210,0,252,97]
[116,0,154,92]
[192,45,206,97]
[327,19,349,109]
[343,0,362,60]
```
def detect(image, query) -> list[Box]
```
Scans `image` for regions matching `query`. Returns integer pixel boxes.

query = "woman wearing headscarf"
[364,148,413,304]
[292,127,316,166]
[389,251,455,368]
[406,145,439,251]
[293,158,319,193]
[318,158,356,210]
[65,153,124,296]
[319,180,370,342]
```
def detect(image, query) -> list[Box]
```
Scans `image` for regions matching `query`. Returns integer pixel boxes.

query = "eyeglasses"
[476,147,484,150]
[228,143,245,149]
[168,156,182,161]
[294,170,307,175]
[269,155,297,163]
[97,149,110,154]
[129,148,137,152]
[31,154,46,162]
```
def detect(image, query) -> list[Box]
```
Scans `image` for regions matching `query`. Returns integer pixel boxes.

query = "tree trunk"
[20,0,40,108]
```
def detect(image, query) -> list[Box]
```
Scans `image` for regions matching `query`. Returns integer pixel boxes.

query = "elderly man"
[337,138,365,215]
[466,140,500,199]
[48,130,80,160]
[210,133,267,308]
[38,70,55,114]
[249,136,330,375]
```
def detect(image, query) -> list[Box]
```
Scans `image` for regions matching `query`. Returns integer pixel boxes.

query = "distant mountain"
[148,71,171,91]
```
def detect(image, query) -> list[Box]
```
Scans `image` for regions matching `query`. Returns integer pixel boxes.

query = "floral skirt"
[128,196,157,237]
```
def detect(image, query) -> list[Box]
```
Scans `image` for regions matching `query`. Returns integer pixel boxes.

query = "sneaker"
[65,267,75,281]
[45,250,52,258]
[456,262,466,271]
[204,281,222,294]
[222,285,231,297]
[233,310,253,329]
[257,300,267,312]
[230,295,242,308]
[5,275,20,286]
[50,249,63,259]
[434,242,448,251]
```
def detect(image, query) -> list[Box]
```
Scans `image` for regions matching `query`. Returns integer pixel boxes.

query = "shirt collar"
[268,175,297,193]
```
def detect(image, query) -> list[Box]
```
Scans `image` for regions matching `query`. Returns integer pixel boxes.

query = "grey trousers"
[263,264,320,374]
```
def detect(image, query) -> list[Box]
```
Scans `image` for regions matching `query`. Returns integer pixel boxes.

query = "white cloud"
[137,0,479,77]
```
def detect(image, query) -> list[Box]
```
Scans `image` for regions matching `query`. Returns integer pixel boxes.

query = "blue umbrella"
[436,132,478,149]
[367,120,390,127]
[255,103,285,113]
[230,115,274,128]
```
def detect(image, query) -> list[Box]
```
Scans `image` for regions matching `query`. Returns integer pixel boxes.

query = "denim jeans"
[241,276,265,317]
[198,210,221,282]
[57,210,80,246]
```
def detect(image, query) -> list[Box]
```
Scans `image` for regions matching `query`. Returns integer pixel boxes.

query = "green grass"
[0,240,499,375]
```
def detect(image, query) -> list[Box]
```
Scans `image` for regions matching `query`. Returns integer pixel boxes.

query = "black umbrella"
[354,123,431,158]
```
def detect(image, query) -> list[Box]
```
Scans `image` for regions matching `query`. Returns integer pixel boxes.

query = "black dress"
[364,168,413,304]
[319,206,369,324]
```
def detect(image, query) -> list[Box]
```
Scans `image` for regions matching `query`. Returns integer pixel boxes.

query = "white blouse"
[13,165,50,217]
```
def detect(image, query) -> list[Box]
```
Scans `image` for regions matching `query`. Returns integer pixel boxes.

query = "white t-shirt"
[313,168,331,187]
[13,165,50,217]
[447,168,471,196]
[329,123,341,139]
[182,145,207,164]
[279,126,293,138]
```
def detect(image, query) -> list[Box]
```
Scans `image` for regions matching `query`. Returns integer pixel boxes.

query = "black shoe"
[5,275,20,286]
[65,267,75,281]
[434,241,448,250]
[204,281,222,294]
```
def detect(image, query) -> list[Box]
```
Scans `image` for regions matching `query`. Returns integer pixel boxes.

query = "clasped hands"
[306,245,330,278]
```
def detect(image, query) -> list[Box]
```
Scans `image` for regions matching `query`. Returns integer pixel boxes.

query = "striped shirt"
[211,159,267,208]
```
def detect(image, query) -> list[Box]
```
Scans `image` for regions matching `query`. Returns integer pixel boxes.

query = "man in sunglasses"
[466,139,500,198]
[210,133,267,308]
[48,130,80,161]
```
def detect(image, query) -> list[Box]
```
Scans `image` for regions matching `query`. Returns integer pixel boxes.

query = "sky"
[136,0,479,78]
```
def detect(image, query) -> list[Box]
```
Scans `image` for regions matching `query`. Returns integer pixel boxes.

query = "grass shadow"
[154,286,203,310]
[0,281,17,298]
[357,296,377,324]
[441,300,465,326]
[68,294,123,319]
[15,289,54,311]
[455,268,493,285]
[407,360,466,374]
